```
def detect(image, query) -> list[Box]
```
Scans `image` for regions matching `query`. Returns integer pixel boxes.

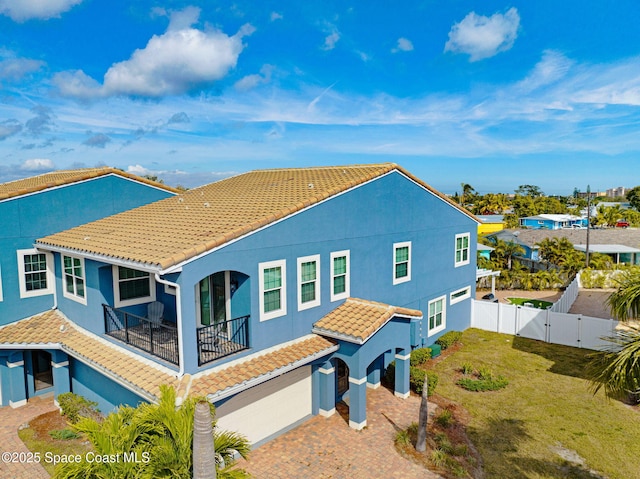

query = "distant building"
[519,214,587,230]
[606,187,629,198]
[477,215,505,235]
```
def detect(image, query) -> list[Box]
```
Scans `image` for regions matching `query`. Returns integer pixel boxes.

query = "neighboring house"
[0,163,478,446]
[486,230,540,261]
[477,215,505,235]
[520,214,587,230]
[574,244,640,265]
[0,168,177,406]
[477,243,494,260]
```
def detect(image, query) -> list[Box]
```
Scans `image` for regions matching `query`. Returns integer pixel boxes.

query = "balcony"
[104,304,179,366]
[197,315,250,366]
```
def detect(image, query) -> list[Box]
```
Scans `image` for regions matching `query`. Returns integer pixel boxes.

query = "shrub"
[436,331,463,350]
[409,367,438,396]
[410,347,432,366]
[57,392,99,424]
[460,362,474,375]
[434,408,454,428]
[478,367,493,380]
[49,428,80,440]
[431,449,448,467]
[457,375,509,392]
[385,361,396,384]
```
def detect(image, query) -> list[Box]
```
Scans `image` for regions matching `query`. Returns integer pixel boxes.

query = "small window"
[112,266,156,308]
[330,250,350,302]
[62,255,86,305]
[259,259,287,321]
[393,242,411,285]
[428,296,446,336]
[17,249,54,298]
[455,233,470,267]
[297,255,320,310]
[450,286,470,305]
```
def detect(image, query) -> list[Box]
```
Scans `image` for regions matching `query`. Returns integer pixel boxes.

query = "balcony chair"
[147,301,165,329]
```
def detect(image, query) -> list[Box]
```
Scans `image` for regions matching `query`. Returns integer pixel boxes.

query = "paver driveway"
[240,386,443,479]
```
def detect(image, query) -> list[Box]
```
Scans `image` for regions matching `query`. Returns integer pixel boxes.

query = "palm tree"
[588,269,640,403]
[492,239,525,270]
[193,402,216,479]
[459,183,476,208]
[415,375,429,452]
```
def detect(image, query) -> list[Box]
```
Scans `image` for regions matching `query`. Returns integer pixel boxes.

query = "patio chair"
[147,301,164,329]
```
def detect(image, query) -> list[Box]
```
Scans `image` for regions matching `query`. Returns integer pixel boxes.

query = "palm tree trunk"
[415,376,429,452]
[193,401,216,479]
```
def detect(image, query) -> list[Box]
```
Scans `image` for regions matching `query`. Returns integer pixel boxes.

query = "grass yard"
[507,297,553,309]
[430,328,640,479]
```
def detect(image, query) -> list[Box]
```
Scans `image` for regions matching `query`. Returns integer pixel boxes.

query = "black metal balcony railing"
[197,315,250,366]
[103,304,179,366]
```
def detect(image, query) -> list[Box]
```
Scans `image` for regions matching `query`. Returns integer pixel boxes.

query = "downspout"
[154,274,185,377]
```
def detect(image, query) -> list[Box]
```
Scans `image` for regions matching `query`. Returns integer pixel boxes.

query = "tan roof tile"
[0,311,182,400]
[0,167,177,201]
[189,335,336,398]
[313,298,423,344]
[37,164,477,270]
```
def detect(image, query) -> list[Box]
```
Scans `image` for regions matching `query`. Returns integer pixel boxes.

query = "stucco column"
[51,350,71,406]
[348,375,367,430]
[7,351,27,408]
[317,361,336,417]
[367,356,383,389]
[394,349,411,399]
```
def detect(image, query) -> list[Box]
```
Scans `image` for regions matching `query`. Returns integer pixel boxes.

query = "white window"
[330,250,350,302]
[428,296,446,336]
[450,286,471,305]
[62,255,87,305]
[112,266,156,308]
[393,241,411,285]
[259,259,287,321]
[17,249,54,298]
[455,233,470,267]
[297,255,320,311]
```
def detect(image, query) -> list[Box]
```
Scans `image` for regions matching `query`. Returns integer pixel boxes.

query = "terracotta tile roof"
[36,163,477,270]
[189,335,337,398]
[0,310,186,401]
[0,167,178,201]
[313,298,423,344]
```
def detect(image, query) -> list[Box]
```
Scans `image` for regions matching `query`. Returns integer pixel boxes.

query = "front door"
[336,359,349,399]
[32,350,53,392]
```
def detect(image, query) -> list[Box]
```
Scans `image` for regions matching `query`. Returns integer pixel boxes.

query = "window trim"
[450,286,471,305]
[259,259,287,321]
[62,254,87,305]
[427,295,447,336]
[17,249,55,299]
[297,254,321,311]
[393,241,412,285]
[112,265,156,308]
[330,250,350,302]
[454,233,470,267]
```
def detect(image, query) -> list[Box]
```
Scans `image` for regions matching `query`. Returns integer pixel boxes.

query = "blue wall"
[0,174,174,326]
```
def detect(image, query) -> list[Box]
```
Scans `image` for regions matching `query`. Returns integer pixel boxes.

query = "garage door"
[214,366,312,445]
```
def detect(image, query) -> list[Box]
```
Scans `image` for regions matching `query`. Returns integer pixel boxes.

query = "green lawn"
[430,329,640,479]
[507,297,553,309]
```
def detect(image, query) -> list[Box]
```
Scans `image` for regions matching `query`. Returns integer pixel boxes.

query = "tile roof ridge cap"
[246,162,397,173]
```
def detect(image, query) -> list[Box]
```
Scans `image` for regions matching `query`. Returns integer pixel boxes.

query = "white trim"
[259,259,287,321]
[112,265,156,308]
[297,254,320,311]
[349,419,367,430]
[392,241,412,285]
[319,408,336,417]
[62,254,87,305]
[330,250,350,302]
[319,367,335,375]
[10,399,27,408]
[394,391,410,399]
[349,376,367,385]
[17,249,55,298]
[427,295,447,336]
[164,283,177,295]
[395,353,411,361]
[52,361,69,368]
[367,382,381,389]
[455,233,471,267]
[450,286,471,305]
[7,360,25,368]
[0,263,3,302]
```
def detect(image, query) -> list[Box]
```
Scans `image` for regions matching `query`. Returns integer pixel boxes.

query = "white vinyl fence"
[549,275,580,313]
[471,278,618,351]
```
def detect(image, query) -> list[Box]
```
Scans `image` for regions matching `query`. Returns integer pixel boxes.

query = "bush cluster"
[436,331,463,350]
[409,367,438,396]
[410,347,432,366]
[57,392,100,423]
[456,375,509,392]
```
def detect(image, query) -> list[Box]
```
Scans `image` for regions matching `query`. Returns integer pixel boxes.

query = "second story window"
[393,242,411,285]
[455,233,470,267]
[298,255,320,310]
[113,266,156,308]
[259,259,287,321]
[330,250,350,302]
[17,249,54,298]
[63,255,86,304]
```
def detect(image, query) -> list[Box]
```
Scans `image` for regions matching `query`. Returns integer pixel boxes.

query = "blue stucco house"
[519,214,587,230]
[0,163,478,446]
[0,168,176,406]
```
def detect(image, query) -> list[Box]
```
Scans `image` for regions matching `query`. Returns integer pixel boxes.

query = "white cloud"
[234,65,273,91]
[322,25,341,51]
[444,7,520,61]
[0,57,45,81]
[21,158,54,170]
[0,0,82,21]
[270,12,283,21]
[392,37,414,53]
[127,164,152,176]
[53,8,255,98]
[517,50,573,92]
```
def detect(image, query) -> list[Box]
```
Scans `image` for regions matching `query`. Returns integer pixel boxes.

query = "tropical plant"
[491,239,525,270]
[606,268,640,321]
[627,186,640,211]
[55,385,251,479]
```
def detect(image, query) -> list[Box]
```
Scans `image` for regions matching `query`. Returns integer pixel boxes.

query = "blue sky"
[1,1,639,195]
